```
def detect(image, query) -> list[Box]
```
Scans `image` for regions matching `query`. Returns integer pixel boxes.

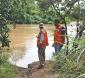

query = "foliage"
[0,0,55,24]
[0,15,10,48]
[0,0,85,24]
[53,40,85,78]
[0,53,16,78]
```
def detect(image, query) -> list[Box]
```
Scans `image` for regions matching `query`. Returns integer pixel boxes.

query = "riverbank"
[0,54,57,78]
[15,61,57,78]
[1,48,85,78]
[0,50,56,78]
[1,23,85,78]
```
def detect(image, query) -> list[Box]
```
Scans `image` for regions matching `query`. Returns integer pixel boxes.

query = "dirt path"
[15,61,58,78]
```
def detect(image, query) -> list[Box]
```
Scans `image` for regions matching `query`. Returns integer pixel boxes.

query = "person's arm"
[52,31,56,47]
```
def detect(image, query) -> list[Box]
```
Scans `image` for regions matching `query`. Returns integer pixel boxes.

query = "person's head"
[39,23,44,31]
[54,19,60,27]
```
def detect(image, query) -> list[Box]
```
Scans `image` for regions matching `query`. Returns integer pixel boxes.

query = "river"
[8,23,77,68]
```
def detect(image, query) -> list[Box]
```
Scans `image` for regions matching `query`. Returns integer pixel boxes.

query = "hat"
[39,23,44,28]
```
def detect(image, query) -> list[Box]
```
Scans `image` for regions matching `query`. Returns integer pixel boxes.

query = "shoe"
[37,65,44,69]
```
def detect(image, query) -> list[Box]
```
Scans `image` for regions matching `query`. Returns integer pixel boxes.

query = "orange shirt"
[54,25,65,45]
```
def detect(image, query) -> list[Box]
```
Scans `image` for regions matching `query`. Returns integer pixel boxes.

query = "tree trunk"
[64,18,69,55]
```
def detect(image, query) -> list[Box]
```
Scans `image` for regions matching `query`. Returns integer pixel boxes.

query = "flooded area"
[9,24,55,68]
[8,23,77,68]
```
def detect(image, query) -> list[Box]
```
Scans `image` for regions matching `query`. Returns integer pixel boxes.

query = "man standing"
[37,23,48,69]
[53,20,66,54]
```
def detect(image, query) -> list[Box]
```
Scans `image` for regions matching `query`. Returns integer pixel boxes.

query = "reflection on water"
[9,23,77,68]
[9,24,55,68]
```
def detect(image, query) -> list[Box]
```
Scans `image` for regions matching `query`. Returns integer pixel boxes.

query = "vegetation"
[0,0,85,78]
[52,45,85,78]
[0,52,16,78]
[0,0,85,51]
[0,15,10,49]
[36,0,85,55]
[0,0,55,24]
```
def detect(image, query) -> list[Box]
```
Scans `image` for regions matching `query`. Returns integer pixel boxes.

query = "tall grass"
[0,53,16,78]
[52,47,85,78]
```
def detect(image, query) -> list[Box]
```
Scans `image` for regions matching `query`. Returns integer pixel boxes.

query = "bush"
[0,53,16,78]
[53,48,85,78]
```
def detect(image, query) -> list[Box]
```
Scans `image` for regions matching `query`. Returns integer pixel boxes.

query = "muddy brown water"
[8,23,77,68]
[8,24,55,68]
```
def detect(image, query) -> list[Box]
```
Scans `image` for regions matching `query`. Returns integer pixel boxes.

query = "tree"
[0,15,10,48]
[36,0,80,55]
[70,0,85,48]
[0,0,13,48]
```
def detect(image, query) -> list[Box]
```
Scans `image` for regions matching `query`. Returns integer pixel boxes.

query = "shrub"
[53,47,85,78]
[0,53,16,78]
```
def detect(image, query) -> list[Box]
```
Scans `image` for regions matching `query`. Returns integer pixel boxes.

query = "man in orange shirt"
[53,20,66,53]
[37,23,48,69]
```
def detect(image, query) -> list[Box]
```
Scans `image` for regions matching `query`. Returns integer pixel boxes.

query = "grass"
[52,47,85,78]
[0,53,16,78]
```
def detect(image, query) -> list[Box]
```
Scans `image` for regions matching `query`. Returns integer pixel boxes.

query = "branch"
[77,73,85,78]
[77,48,85,64]
[50,0,80,19]
[49,0,64,20]
[65,0,80,16]
[75,27,85,38]
[73,27,85,48]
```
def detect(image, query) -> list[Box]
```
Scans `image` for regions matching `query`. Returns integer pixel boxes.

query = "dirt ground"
[15,61,58,78]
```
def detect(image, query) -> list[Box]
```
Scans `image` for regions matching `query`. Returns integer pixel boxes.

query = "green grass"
[52,47,85,78]
[0,53,16,78]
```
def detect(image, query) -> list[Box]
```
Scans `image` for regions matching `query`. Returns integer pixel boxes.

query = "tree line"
[0,0,85,53]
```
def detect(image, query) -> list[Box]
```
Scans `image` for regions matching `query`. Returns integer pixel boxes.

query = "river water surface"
[8,24,77,68]
[9,24,55,68]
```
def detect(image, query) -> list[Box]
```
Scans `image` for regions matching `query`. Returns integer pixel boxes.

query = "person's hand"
[47,43,49,46]
[40,42,42,44]
[52,44,54,47]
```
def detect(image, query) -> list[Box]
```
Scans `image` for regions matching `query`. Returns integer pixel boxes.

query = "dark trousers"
[54,44,63,53]
[38,47,45,65]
